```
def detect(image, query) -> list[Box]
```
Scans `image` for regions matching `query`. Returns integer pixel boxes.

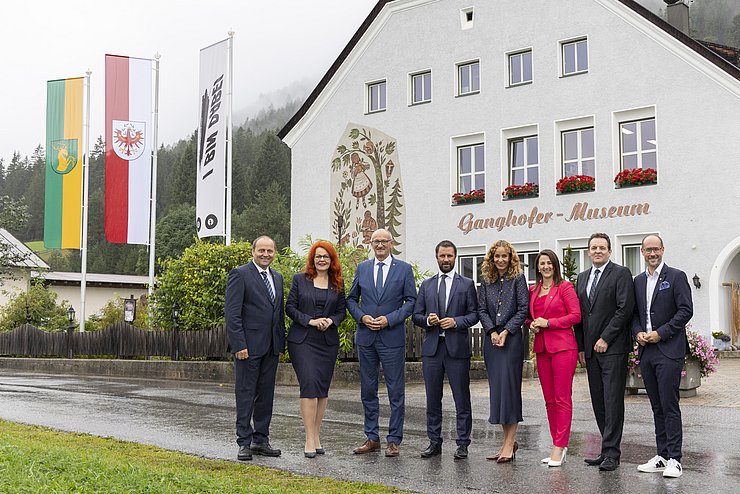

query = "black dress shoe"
[304,451,317,458]
[251,442,282,457]
[599,457,620,471]
[315,448,325,455]
[454,444,468,460]
[237,445,252,461]
[584,454,605,466]
[420,442,442,458]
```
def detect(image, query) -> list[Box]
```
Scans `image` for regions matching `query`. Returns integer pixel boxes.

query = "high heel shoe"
[548,447,567,467]
[304,451,317,458]
[486,452,501,461]
[496,441,518,463]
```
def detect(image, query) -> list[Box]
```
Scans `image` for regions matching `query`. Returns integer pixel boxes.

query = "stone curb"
[0,357,536,385]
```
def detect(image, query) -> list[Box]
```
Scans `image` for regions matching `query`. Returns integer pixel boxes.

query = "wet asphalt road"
[1,367,739,494]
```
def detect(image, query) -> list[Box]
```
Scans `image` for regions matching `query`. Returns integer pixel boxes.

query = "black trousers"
[585,352,627,459]
[234,352,279,446]
[640,344,683,461]
[422,338,472,446]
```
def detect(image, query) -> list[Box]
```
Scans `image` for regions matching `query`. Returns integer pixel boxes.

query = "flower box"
[614,167,657,187]
[626,357,701,397]
[452,189,485,205]
[502,182,538,200]
[556,175,595,194]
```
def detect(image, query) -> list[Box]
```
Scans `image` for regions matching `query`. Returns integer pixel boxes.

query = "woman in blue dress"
[477,240,529,463]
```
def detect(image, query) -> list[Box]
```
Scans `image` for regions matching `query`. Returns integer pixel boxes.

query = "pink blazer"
[527,281,581,354]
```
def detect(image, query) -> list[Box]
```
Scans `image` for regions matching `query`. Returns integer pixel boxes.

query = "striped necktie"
[261,271,275,303]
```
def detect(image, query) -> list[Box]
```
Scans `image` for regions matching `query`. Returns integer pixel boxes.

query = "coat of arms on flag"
[112,120,147,161]
[50,139,79,175]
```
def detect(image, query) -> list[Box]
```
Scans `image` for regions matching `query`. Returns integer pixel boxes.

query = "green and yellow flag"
[44,78,83,249]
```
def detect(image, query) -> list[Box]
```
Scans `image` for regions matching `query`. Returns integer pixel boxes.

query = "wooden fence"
[0,322,501,361]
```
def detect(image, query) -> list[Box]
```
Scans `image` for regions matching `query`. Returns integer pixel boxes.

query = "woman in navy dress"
[286,241,346,458]
[477,240,529,463]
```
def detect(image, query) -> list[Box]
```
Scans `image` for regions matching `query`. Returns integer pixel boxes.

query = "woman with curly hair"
[477,240,529,463]
[286,241,346,458]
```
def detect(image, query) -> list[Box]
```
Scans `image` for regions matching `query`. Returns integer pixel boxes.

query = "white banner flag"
[196,39,229,238]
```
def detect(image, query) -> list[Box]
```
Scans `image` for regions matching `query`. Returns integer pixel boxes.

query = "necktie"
[261,271,275,303]
[375,262,384,292]
[437,274,448,319]
[588,268,600,305]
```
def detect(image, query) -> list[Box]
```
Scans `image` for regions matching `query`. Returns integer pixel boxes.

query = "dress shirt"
[436,269,455,312]
[374,256,392,285]
[645,261,664,332]
[586,260,610,295]
[253,260,275,295]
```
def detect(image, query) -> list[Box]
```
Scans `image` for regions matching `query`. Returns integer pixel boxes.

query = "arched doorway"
[710,236,740,345]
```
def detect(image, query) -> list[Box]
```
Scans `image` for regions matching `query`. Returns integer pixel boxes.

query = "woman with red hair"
[286,240,346,458]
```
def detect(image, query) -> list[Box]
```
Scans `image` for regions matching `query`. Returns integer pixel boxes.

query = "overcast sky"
[0,0,376,162]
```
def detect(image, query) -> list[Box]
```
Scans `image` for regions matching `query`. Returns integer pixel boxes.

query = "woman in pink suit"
[527,249,581,467]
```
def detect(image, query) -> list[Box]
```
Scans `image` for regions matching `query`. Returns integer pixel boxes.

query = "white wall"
[287,0,740,336]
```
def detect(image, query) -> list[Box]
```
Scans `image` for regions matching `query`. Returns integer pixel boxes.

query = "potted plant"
[556,175,595,194]
[502,182,538,200]
[626,327,719,397]
[711,331,732,351]
[452,188,485,205]
[614,167,657,187]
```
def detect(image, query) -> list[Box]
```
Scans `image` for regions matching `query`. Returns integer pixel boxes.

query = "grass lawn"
[0,420,407,493]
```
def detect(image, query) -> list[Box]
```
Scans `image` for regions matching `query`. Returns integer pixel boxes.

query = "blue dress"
[477,273,529,425]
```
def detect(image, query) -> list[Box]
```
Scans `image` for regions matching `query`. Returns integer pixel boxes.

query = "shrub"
[0,281,69,332]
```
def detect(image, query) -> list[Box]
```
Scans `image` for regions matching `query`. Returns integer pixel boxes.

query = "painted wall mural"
[330,124,406,257]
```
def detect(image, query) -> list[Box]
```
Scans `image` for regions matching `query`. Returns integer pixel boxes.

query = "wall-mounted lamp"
[692,274,701,289]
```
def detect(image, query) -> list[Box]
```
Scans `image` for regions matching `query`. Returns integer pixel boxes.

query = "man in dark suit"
[412,240,478,460]
[225,236,285,461]
[347,228,417,457]
[574,232,635,471]
[632,234,693,479]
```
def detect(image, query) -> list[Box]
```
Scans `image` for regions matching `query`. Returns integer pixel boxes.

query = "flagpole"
[225,31,234,246]
[79,70,92,333]
[148,54,161,303]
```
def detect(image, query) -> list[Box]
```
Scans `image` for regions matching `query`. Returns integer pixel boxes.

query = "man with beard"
[412,240,479,460]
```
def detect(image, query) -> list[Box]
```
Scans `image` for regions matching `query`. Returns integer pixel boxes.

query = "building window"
[460,7,474,30]
[517,251,539,285]
[458,143,485,195]
[562,128,595,177]
[562,38,588,76]
[620,118,657,170]
[367,80,386,113]
[457,60,480,96]
[562,246,592,274]
[509,50,533,86]
[622,244,644,276]
[458,254,484,286]
[411,71,431,105]
[509,136,539,186]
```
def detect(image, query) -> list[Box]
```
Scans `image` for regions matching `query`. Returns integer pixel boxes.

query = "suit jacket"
[631,264,693,360]
[225,262,285,357]
[574,261,635,358]
[526,281,581,354]
[412,272,479,358]
[477,273,529,335]
[285,273,346,346]
[346,256,417,348]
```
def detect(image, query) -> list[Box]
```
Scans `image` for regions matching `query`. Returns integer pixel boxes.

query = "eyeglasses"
[371,239,391,246]
[314,255,331,260]
[642,247,663,254]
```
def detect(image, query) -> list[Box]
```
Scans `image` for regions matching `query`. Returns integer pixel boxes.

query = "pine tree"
[562,245,578,285]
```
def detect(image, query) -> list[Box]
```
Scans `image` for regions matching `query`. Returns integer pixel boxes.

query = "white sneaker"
[663,458,683,478]
[637,455,666,473]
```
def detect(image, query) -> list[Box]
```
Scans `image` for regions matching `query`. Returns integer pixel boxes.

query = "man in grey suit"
[574,233,635,471]
[225,236,285,461]
[413,240,478,460]
[347,228,417,457]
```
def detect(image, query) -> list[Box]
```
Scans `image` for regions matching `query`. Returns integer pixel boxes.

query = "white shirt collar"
[438,269,455,279]
[252,260,270,274]
[375,255,392,267]
[646,262,664,278]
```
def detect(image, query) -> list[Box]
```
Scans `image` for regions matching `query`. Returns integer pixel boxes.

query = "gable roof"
[278,0,740,141]
[0,228,50,269]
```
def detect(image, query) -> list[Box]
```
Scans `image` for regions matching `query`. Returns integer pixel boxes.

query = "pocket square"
[659,281,670,290]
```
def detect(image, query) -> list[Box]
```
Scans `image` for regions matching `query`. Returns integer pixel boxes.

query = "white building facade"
[280,0,740,340]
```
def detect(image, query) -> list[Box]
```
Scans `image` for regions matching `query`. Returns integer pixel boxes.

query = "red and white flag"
[105,54,153,244]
